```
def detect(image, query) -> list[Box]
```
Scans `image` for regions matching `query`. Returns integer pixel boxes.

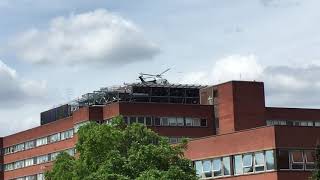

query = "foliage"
[312,144,320,180]
[45,116,197,180]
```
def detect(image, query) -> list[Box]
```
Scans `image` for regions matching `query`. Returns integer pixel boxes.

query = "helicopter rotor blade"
[159,68,171,76]
[140,73,156,76]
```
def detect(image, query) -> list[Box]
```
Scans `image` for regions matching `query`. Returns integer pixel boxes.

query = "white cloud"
[182,54,320,108]
[0,60,47,107]
[12,9,160,66]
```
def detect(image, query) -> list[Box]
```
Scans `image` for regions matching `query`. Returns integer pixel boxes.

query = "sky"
[1,0,320,136]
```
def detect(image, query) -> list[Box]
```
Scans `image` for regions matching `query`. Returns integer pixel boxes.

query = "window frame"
[242,153,254,174]
[290,150,304,170]
[254,151,265,172]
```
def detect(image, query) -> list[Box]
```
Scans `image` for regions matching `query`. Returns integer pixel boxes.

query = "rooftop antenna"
[138,68,171,85]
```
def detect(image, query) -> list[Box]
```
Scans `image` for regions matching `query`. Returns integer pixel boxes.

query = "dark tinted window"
[278,150,290,169]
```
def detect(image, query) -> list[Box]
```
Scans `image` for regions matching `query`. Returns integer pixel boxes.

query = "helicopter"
[138,68,170,85]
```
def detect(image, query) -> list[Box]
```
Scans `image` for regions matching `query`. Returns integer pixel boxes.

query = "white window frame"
[254,152,265,172]
[290,150,304,170]
[36,137,48,147]
[49,132,61,143]
[37,155,49,164]
[161,117,169,126]
[176,117,184,126]
[25,158,34,167]
[185,117,193,126]
[304,150,316,170]
[202,159,212,178]
[137,116,145,124]
[193,118,201,126]
[14,160,25,169]
[168,117,177,126]
[212,158,222,177]
[242,153,254,174]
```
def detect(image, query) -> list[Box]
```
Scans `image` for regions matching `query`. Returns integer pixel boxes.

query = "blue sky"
[1,0,320,136]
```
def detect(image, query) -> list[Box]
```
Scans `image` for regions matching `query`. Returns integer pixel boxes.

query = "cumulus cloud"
[0,60,47,107]
[182,54,320,108]
[12,9,160,66]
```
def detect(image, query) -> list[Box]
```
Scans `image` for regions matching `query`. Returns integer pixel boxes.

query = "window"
[300,121,312,126]
[154,117,161,126]
[4,147,14,155]
[195,161,203,177]
[25,140,35,150]
[169,137,178,144]
[200,119,207,127]
[168,117,177,126]
[14,160,25,169]
[161,117,169,126]
[254,152,265,172]
[123,116,128,124]
[14,143,25,152]
[66,148,75,156]
[265,150,275,170]
[185,117,193,126]
[234,155,243,175]
[37,155,49,164]
[37,174,45,180]
[25,158,34,167]
[293,121,301,126]
[177,117,184,126]
[129,117,137,124]
[278,150,290,169]
[212,158,222,177]
[193,118,201,126]
[138,117,145,124]
[307,121,314,126]
[4,163,13,171]
[61,129,74,140]
[290,151,304,170]
[266,120,273,126]
[243,153,253,173]
[145,117,152,126]
[49,133,61,143]
[222,156,231,176]
[25,175,36,180]
[315,122,320,127]
[51,152,60,161]
[74,121,89,133]
[305,150,316,170]
[36,137,48,147]
[202,160,212,178]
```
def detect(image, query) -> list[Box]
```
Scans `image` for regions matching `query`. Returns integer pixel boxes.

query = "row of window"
[194,150,275,179]
[3,129,74,155]
[4,148,75,171]
[168,137,187,144]
[267,120,320,127]
[278,149,316,170]
[11,173,44,180]
[122,116,207,127]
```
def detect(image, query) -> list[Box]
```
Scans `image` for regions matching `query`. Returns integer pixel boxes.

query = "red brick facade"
[1,81,320,180]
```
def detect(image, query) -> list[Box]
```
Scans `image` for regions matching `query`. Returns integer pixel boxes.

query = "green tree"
[312,144,320,180]
[45,116,197,180]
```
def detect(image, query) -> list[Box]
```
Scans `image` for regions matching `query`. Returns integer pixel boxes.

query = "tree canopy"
[312,144,320,180]
[45,116,197,180]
